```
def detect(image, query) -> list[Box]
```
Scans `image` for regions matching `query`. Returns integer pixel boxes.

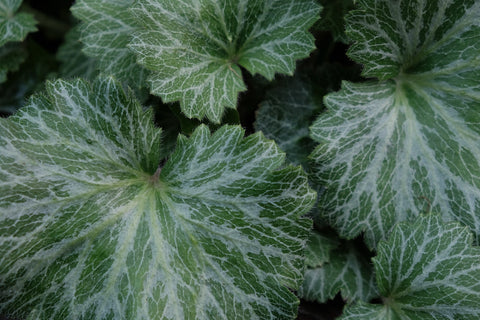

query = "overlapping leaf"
[299,231,377,304]
[128,0,320,122]
[310,0,480,248]
[56,26,99,80]
[71,0,148,87]
[0,77,315,319]
[255,75,321,166]
[0,42,25,83]
[0,0,36,84]
[0,0,36,46]
[341,214,480,319]
[315,0,354,43]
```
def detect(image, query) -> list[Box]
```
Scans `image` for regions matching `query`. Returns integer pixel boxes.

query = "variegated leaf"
[128,0,320,122]
[0,0,36,46]
[255,75,321,166]
[310,0,480,248]
[56,26,99,80]
[341,214,480,319]
[71,0,148,87]
[299,231,377,304]
[0,77,315,319]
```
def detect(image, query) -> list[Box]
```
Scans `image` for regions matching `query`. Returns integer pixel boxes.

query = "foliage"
[1,0,480,319]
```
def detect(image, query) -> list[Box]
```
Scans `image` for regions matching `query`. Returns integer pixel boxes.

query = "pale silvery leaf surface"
[71,0,148,87]
[128,0,320,123]
[341,214,480,319]
[299,231,377,304]
[0,0,36,46]
[310,0,480,248]
[0,77,315,319]
[56,26,99,80]
[255,75,321,166]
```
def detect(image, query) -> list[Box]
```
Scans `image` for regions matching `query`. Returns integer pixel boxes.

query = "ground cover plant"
[1,0,480,319]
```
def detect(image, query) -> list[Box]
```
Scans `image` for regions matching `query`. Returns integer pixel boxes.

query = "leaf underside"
[310,0,480,248]
[341,214,480,319]
[0,77,315,319]
[128,0,320,122]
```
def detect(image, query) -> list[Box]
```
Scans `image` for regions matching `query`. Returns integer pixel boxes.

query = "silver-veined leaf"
[255,75,321,166]
[299,231,377,304]
[341,214,480,319]
[56,26,99,80]
[310,0,480,248]
[0,77,315,319]
[71,0,148,87]
[0,0,36,46]
[128,0,320,123]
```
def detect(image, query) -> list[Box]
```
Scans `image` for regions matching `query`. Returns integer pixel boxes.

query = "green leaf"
[0,0,37,46]
[56,26,99,80]
[299,231,377,304]
[255,75,321,166]
[0,40,56,115]
[315,0,354,43]
[128,0,320,123]
[0,41,25,83]
[71,0,148,87]
[310,0,480,248]
[0,77,315,319]
[341,214,480,319]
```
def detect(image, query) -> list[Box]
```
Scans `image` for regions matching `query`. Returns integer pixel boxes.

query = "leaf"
[128,0,320,123]
[71,0,148,87]
[310,0,480,248]
[299,231,377,304]
[255,74,321,166]
[0,0,36,46]
[315,0,354,43]
[0,40,56,115]
[341,214,480,319]
[56,26,99,80]
[0,41,25,83]
[0,77,315,319]
[303,230,339,267]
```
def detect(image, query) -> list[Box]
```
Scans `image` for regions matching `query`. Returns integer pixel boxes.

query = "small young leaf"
[341,214,480,319]
[0,77,315,319]
[71,0,148,87]
[255,75,321,166]
[299,231,377,304]
[310,0,480,248]
[0,0,36,46]
[0,41,25,83]
[128,0,320,123]
[315,0,354,43]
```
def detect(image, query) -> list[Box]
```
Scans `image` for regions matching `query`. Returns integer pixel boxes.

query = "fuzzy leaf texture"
[128,0,320,123]
[341,214,480,319]
[71,0,148,87]
[310,0,480,248]
[0,77,316,319]
[0,0,36,46]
